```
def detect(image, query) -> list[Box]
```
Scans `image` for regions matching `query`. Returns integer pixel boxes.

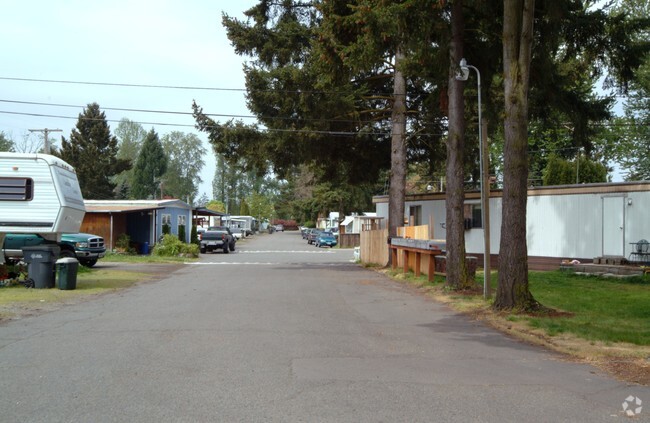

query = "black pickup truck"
[200,228,236,254]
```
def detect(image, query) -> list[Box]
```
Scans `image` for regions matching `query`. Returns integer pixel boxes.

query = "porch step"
[593,256,627,266]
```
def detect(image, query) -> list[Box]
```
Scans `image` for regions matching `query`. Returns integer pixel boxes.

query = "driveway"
[1,232,648,422]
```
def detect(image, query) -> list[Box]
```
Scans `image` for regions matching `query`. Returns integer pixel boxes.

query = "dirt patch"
[596,358,650,385]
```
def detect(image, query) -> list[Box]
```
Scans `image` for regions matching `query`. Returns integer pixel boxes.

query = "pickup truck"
[200,229,235,254]
[207,226,237,250]
[3,233,106,267]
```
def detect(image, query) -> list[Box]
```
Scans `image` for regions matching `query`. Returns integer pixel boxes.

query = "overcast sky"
[0,0,259,198]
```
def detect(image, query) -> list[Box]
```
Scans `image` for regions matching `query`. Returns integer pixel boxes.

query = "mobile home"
[373,182,650,269]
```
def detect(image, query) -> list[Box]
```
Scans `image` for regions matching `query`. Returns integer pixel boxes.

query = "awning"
[84,204,164,213]
[341,216,354,226]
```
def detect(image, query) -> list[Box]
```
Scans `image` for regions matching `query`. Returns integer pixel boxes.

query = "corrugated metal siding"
[526,193,603,258]
[0,155,85,233]
[1,156,59,232]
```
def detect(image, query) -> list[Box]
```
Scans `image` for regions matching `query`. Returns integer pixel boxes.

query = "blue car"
[315,232,337,248]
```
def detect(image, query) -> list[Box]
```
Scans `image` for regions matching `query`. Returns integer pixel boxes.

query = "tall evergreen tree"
[59,103,129,199]
[114,119,147,198]
[131,129,168,199]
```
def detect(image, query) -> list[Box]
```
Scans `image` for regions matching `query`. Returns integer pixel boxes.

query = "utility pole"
[29,128,62,154]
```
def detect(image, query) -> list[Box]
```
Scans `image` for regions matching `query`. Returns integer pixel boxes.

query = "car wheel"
[230,242,236,252]
[223,245,229,254]
[200,247,206,254]
[80,259,97,268]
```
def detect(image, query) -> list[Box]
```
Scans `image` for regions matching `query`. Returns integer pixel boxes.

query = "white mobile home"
[373,182,650,269]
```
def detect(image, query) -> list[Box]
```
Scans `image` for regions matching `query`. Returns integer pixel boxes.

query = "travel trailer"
[0,153,85,261]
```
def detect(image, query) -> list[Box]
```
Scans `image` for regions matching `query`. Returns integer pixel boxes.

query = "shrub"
[115,233,137,254]
[153,234,198,258]
[190,225,199,244]
[178,225,186,242]
[162,224,171,235]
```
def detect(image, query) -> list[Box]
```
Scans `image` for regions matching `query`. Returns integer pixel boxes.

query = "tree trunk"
[388,44,407,244]
[495,0,540,311]
[445,0,471,289]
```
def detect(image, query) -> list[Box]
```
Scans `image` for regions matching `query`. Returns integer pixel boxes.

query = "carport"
[81,203,164,251]
[193,207,227,227]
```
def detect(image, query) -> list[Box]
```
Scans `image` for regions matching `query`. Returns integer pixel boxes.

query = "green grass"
[103,252,197,264]
[389,267,650,346]
[523,271,650,345]
[0,268,147,320]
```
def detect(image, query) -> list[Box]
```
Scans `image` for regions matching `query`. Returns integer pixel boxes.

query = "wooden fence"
[397,224,430,240]
[360,229,389,266]
[360,224,448,277]
[339,233,360,248]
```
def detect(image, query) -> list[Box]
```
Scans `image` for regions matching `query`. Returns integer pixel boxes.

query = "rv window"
[0,177,33,201]
[178,215,186,226]
[162,214,171,225]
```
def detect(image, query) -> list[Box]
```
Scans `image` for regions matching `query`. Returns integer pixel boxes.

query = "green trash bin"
[56,257,79,290]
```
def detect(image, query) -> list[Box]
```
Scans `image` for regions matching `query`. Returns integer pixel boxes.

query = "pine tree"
[0,131,14,152]
[114,119,147,198]
[131,129,168,199]
[58,103,129,199]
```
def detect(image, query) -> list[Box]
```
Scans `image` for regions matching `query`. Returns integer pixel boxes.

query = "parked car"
[3,232,106,267]
[275,224,284,232]
[315,232,337,248]
[307,229,323,245]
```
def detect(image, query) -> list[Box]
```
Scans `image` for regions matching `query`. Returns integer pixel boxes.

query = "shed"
[373,181,650,269]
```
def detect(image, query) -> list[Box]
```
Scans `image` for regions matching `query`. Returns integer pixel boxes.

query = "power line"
[0,109,413,137]
[0,76,247,92]
[0,98,373,124]
[0,76,368,96]
[0,99,257,120]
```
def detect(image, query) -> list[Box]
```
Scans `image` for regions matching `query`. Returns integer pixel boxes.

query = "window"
[463,203,482,229]
[409,205,422,226]
[177,215,186,226]
[162,214,171,226]
[0,177,33,201]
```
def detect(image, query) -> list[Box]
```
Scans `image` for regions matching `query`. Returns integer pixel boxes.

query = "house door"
[602,196,625,256]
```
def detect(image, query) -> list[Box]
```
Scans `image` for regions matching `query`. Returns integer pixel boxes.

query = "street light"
[456,58,491,299]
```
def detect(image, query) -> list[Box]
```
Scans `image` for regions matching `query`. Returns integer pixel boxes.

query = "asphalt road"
[1,232,649,422]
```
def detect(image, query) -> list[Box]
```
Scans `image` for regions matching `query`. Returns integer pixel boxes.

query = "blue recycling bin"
[142,242,150,255]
